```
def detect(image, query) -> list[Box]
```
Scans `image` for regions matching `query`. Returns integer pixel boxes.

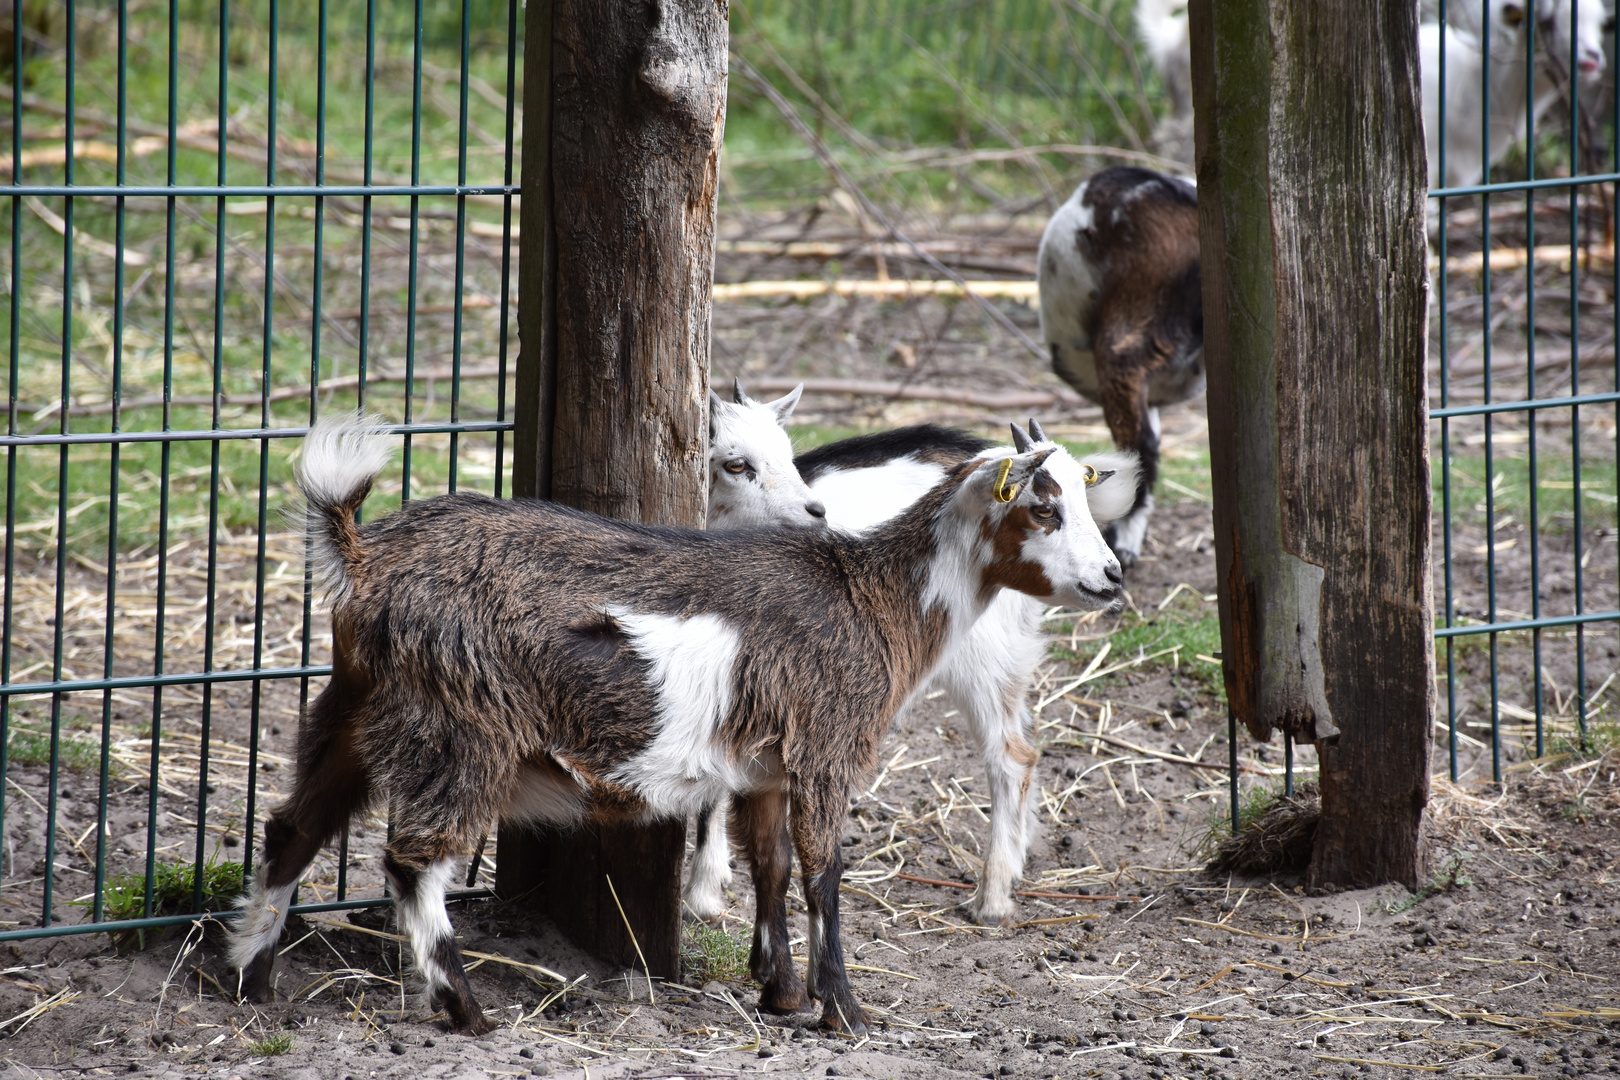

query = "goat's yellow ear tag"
[1082,463,1100,487]
[993,457,1021,503]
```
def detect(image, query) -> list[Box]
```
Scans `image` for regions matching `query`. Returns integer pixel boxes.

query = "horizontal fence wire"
[1,0,520,941]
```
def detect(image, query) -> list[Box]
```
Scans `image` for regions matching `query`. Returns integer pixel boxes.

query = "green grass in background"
[1436,442,1618,535]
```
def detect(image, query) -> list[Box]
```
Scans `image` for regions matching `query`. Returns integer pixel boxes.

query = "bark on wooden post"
[501,0,728,978]
[1188,0,1434,889]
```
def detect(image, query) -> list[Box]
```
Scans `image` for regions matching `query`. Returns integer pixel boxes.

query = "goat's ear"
[768,383,804,424]
[1009,423,1034,454]
[976,449,1054,504]
[1027,417,1049,444]
[708,389,725,437]
[1079,450,1140,524]
[733,377,754,406]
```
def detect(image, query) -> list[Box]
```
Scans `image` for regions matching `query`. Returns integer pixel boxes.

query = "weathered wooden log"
[502,0,728,978]
[1189,0,1433,889]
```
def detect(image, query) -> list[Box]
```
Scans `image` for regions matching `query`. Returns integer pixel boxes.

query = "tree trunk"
[502,0,728,978]
[1189,0,1433,889]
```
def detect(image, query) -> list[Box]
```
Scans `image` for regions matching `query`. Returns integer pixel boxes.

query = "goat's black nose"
[806,500,826,519]
[1105,564,1124,588]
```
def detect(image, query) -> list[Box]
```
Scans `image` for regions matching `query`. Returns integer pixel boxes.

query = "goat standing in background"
[231,413,1137,1037]
[692,384,1136,926]
[1037,166,1202,567]
[1421,0,1608,197]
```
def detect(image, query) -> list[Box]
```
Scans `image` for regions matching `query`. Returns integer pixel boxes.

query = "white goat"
[690,387,1138,926]
[1135,0,1191,122]
[1422,0,1608,193]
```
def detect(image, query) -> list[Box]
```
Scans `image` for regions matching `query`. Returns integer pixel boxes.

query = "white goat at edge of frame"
[1419,0,1607,193]
[691,381,1139,926]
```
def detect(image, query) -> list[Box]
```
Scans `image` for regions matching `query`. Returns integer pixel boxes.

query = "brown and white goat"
[231,413,1134,1036]
[1038,165,1202,567]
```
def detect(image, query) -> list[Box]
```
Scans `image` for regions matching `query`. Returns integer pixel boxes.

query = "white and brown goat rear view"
[691,387,1140,926]
[1038,166,1202,566]
[231,412,1134,1036]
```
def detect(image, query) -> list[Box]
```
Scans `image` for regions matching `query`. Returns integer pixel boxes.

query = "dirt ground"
[0,399,1615,1080]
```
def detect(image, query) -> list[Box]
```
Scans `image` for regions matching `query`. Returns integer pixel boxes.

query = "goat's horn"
[1009,423,1033,453]
[733,377,754,405]
[1027,418,1048,443]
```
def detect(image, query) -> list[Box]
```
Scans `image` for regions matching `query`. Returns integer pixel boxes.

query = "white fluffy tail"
[296,412,394,604]
[1080,449,1141,525]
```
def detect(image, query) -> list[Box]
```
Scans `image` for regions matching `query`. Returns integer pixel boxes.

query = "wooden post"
[1189,0,1434,889]
[502,0,728,977]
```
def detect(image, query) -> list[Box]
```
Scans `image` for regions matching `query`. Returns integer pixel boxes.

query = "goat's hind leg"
[383,838,494,1035]
[790,781,868,1036]
[734,789,809,1015]
[232,686,369,1001]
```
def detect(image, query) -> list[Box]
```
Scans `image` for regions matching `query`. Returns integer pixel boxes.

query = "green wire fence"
[0,0,1615,948]
[1,0,520,942]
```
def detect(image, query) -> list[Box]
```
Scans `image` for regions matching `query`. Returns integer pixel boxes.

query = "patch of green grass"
[1549,721,1620,761]
[1053,607,1226,701]
[5,726,104,772]
[247,1033,294,1057]
[681,922,751,986]
[728,0,1152,213]
[1435,446,1618,535]
[94,856,245,947]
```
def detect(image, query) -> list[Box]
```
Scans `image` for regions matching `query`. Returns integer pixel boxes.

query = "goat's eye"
[724,459,748,475]
[1032,505,1056,520]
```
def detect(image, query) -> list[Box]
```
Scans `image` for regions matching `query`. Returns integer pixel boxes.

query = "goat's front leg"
[971,710,1039,928]
[383,847,494,1035]
[734,789,810,1015]
[683,800,733,922]
[939,599,1043,927]
[1096,354,1159,567]
[790,781,868,1036]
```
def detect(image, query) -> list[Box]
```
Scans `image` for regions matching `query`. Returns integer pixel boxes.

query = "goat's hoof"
[757,980,812,1015]
[966,902,1017,928]
[965,886,1019,927]
[818,1002,870,1038]
[444,1012,497,1036]
[238,959,274,1004]
[434,989,497,1036]
[681,892,729,924]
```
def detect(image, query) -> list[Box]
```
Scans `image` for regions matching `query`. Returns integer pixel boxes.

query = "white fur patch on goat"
[227,875,296,971]
[1038,185,1103,397]
[1079,449,1142,525]
[297,412,394,509]
[1108,497,1153,564]
[607,610,749,817]
[684,811,734,921]
[810,456,948,533]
